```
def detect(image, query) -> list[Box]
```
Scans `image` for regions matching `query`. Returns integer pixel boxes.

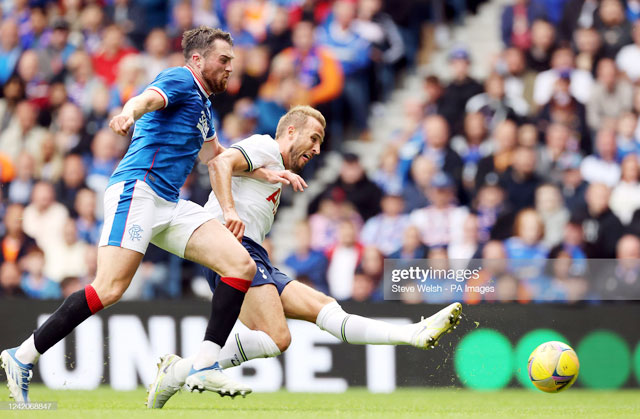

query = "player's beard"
[289,145,312,173]
[208,76,228,94]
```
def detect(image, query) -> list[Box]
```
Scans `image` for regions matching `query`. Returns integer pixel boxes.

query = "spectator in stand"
[35,134,64,183]
[615,20,640,82]
[74,188,102,245]
[84,129,122,194]
[22,181,69,252]
[448,213,480,261]
[16,49,49,111]
[37,19,75,83]
[284,220,329,294]
[141,29,171,84]
[104,0,147,50]
[598,234,640,299]
[312,153,383,221]
[573,27,604,74]
[167,1,194,53]
[439,47,484,134]
[574,183,625,258]
[244,0,277,43]
[450,112,492,191]
[80,3,105,56]
[525,19,557,73]
[7,152,35,206]
[354,245,384,301]
[42,218,88,283]
[0,101,47,161]
[504,209,548,288]
[222,1,256,48]
[536,123,578,184]
[55,153,87,214]
[410,172,469,248]
[0,261,26,298]
[423,75,445,116]
[535,183,570,248]
[496,47,537,109]
[402,155,436,213]
[326,218,364,301]
[59,276,83,299]
[360,193,409,255]
[586,58,633,133]
[264,6,292,57]
[109,54,146,109]
[354,0,405,103]
[53,102,91,155]
[20,6,49,51]
[372,144,403,195]
[0,19,21,85]
[556,153,587,212]
[536,72,590,154]
[389,225,428,259]
[20,246,61,299]
[533,47,594,107]
[473,183,511,242]
[276,20,343,109]
[580,127,621,186]
[616,112,639,158]
[0,203,36,265]
[466,72,529,129]
[0,75,25,133]
[317,0,372,140]
[500,0,548,50]
[92,25,137,87]
[499,146,542,211]
[476,119,518,188]
[610,154,640,224]
[398,114,464,194]
[64,51,107,115]
[596,0,633,58]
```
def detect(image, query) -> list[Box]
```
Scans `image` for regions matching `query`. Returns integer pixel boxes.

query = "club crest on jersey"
[197,111,209,141]
[129,224,143,241]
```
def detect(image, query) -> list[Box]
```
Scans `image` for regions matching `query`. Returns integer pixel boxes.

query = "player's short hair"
[275,105,326,139]
[182,26,233,60]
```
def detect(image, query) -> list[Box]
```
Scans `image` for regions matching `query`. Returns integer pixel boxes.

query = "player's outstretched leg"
[282,281,463,349]
[146,354,184,409]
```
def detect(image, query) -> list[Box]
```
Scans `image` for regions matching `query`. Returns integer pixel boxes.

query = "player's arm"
[109,89,166,136]
[208,148,249,240]
[198,134,226,164]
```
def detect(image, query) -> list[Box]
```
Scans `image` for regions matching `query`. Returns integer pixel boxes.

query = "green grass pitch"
[1,385,639,418]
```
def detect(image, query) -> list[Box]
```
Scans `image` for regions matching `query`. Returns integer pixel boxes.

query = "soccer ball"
[528,341,580,393]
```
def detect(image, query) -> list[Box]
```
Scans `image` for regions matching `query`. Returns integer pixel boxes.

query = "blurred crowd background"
[1,0,639,304]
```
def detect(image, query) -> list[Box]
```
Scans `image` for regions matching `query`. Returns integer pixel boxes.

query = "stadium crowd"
[0,0,639,303]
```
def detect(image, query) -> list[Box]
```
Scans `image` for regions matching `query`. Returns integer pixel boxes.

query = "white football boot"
[146,354,184,408]
[409,302,463,349]
[1,347,34,403]
[185,362,252,398]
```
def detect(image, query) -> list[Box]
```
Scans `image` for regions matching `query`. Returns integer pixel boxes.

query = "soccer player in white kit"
[146,106,463,408]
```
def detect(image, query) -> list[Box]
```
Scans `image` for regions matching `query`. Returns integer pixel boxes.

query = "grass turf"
[0,385,639,418]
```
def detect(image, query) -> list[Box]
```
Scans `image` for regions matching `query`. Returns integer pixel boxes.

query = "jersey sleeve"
[145,67,193,109]
[230,135,280,172]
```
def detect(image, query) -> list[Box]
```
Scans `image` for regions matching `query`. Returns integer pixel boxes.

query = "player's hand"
[269,170,308,192]
[223,209,245,241]
[109,114,135,136]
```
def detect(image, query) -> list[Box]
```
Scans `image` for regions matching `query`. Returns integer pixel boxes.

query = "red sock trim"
[220,276,252,293]
[85,285,104,314]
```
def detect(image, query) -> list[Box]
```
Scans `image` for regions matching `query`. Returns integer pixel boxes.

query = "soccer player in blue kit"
[1,27,289,402]
[146,106,463,408]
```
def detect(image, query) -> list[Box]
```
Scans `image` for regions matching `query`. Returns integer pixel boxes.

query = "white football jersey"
[204,134,284,243]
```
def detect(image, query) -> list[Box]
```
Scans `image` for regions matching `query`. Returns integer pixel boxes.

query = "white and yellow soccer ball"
[528,341,580,393]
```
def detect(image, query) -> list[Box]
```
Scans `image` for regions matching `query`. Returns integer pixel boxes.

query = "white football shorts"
[98,180,214,257]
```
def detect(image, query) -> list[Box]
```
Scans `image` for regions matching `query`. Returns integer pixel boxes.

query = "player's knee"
[237,255,256,282]
[273,327,291,353]
[92,279,128,306]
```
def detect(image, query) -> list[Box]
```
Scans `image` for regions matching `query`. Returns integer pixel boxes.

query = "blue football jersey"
[109,66,216,202]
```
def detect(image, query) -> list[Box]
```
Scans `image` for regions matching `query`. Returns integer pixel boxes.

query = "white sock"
[15,335,40,364]
[218,330,281,369]
[192,340,221,370]
[315,301,413,345]
[173,356,195,383]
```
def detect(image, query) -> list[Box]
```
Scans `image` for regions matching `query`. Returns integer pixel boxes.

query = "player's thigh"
[154,200,254,279]
[281,280,335,323]
[239,284,290,346]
